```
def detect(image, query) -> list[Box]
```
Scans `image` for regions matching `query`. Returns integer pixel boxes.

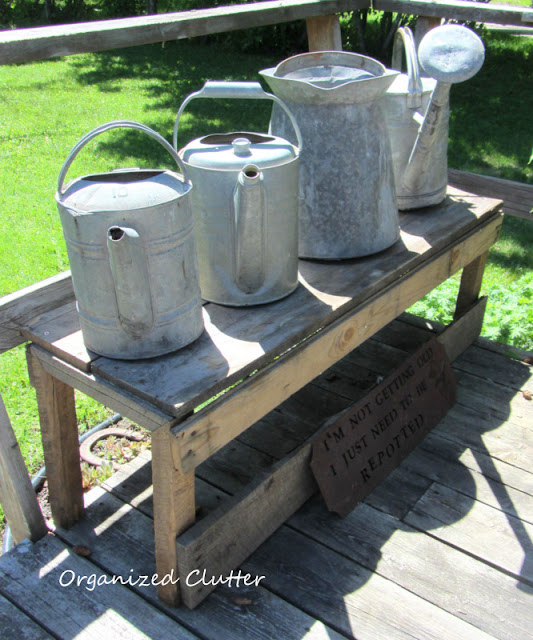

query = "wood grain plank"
[288,498,533,640]
[306,14,342,50]
[402,431,533,522]
[245,525,498,640]
[0,536,201,639]
[151,424,195,607]
[374,0,532,25]
[101,449,229,520]
[88,195,501,420]
[404,482,533,587]
[448,169,533,220]
[26,348,83,529]
[176,443,317,608]
[171,214,502,473]
[0,0,365,65]
[0,592,54,640]
[0,272,73,353]
[454,252,488,319]
[21,302,94,372]
[53,486,348,640]
[0,394,48,544]
[28,344,172,431]
[439,296,486,361]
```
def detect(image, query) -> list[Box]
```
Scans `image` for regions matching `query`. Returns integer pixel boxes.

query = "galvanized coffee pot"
[383,25,485,210]
[174,81,302,306]
[260,51,400,260]
[56,120,204,360]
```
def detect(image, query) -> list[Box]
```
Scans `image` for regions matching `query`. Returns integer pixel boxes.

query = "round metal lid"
[180,132,298,171]
[57,169,190,213]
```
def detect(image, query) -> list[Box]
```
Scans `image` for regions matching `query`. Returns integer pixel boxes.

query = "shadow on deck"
[1,313,532,640]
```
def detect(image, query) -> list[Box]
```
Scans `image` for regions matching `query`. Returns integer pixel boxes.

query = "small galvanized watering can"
[174,81,302,306]
[56,120,204,360]
[383,25,485,210]
[260,51,400,260]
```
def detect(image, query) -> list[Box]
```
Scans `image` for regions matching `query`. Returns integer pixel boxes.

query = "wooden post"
[454,251,489,320]
[414,15,443,51]
[26,346,83,529]
[306,14,343,51]
[0,393,48,544]
[151,424,195,607]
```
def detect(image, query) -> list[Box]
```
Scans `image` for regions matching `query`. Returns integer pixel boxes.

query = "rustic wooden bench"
[0,187,501,609]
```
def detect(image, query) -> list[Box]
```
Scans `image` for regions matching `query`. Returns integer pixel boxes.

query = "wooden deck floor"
[0,314,532,640]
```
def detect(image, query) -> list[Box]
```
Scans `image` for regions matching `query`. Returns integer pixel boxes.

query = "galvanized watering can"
[56,120,204,360]
[174,81,302,306]
[383,24,485,210]
[260,51,400,260]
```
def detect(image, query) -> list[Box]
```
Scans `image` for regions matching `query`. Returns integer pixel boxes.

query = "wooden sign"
[310,337,456,517]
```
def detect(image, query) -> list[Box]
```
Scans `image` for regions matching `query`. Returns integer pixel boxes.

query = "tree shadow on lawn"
[67,39,283,164]
[488,215,533,275]
[448,31,533,185]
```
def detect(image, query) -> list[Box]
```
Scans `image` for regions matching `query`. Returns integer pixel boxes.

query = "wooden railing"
[1,0,532,65]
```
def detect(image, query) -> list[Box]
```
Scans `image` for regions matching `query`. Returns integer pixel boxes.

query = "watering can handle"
[57,120,191,195]
[391,27,423,109]
[173,81,303,152]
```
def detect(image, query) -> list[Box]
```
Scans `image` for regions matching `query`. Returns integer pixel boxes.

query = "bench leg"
[152,424,195,607]
[26,346,83,529]
[454,250,489,320]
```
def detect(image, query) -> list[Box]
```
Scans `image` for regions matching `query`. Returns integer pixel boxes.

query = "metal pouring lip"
[260,51,399,105]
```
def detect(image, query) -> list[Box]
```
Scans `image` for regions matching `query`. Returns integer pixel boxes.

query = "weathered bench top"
[23,187,502,426]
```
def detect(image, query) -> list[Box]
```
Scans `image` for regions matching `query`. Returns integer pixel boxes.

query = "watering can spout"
[107,226,154,338]
[233,164,266,294]
[401,24,485,195]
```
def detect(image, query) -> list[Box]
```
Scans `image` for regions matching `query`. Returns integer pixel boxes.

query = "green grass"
[0,30,532,535]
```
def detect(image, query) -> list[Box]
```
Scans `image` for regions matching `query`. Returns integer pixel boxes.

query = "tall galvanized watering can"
[56,120,204,360]
[174,81,302,306]
[260,51,400,260]
[383,25,485,210]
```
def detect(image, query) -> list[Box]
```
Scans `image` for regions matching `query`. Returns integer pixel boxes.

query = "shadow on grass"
[448,30,533,184]
[489,215,533,273]
[67,39,285,166]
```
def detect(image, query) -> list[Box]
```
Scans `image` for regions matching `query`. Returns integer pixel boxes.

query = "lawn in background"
[0,28,531,532]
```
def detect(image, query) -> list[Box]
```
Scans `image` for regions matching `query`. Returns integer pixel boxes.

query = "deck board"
[1,315,531,639]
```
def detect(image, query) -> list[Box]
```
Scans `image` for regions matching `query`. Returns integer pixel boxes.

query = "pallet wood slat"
[151,424,195,607]
[28,344,172,432]
[454,255,488,319]
[0,394,48,544]
[0,271,73,353]
[176,442,317,608]
[26,349,84,529]
[20,302,94,372]
[171,212,502,473]
[84,193,503,420]
[0,0,365,65]
[173,297,491,607]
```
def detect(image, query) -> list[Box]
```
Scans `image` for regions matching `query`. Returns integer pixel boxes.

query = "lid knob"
[232,138,252,157]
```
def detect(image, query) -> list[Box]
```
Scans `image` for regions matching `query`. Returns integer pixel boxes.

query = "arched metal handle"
[391,27,423,109]
[57,120,191,195]
[173,81,303,152]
